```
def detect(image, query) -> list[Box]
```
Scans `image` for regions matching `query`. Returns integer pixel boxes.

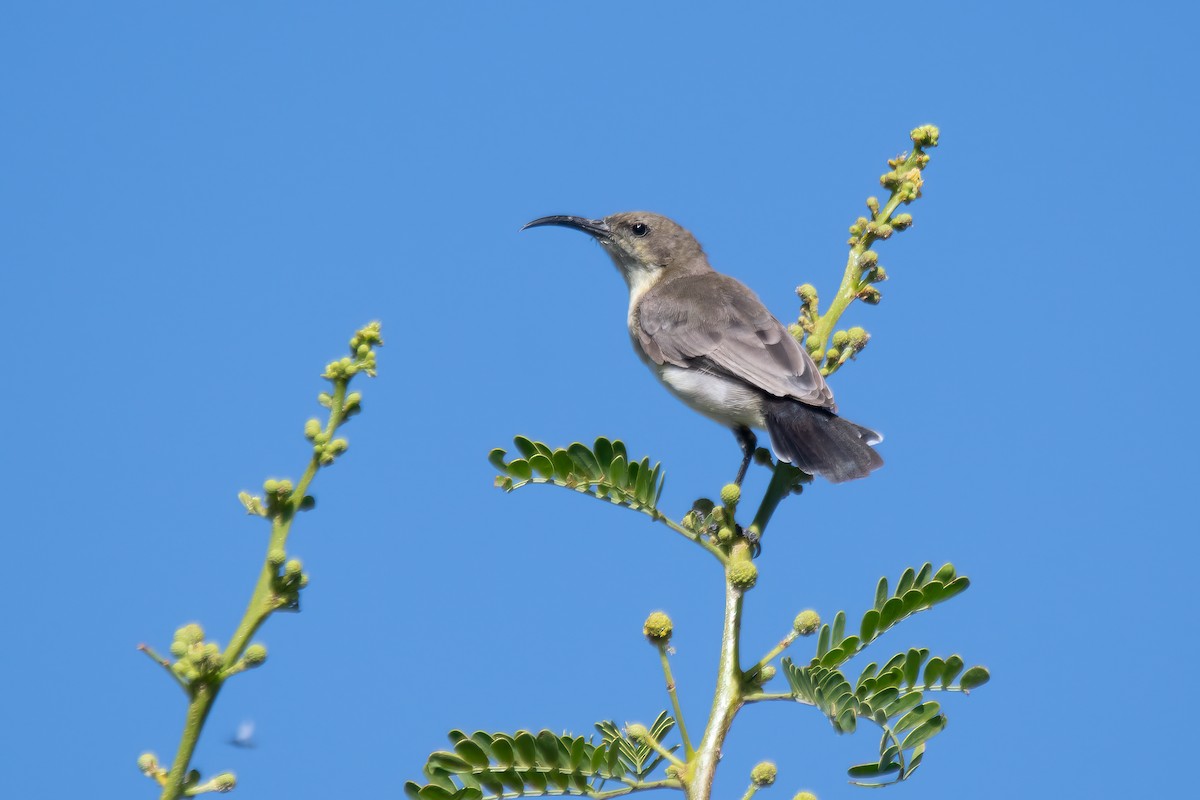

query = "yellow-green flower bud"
[751,762,777,786]
[794,792,818,800]
[826,347,841,363]
[857,287,882,305]
[793,610,821,635]
[787,323,804,340]
[758,665,777,683]
[169,640,187,658]
[243,644,268,667]
[626,723,649,741]
[803,335,822,354]
[910,124,939,147]
[720,483,741,507]
[874,223,893,239]
[665,764,683,780]
[268,548,286,567]
[857,250,878,269]
[795,284,818,304]
[866,196,880,215]
[175,623,204,645]
[304,419,322,439]
[356,344,370,358]
[728,561,758,590]
[717,526,735,544]
[263,479,279,493]
[137,752,158,774]
[846,327,869,350]
[643,611,674,644]
[285,559,303,576]
[213,773,237,792]
[879,171,900,189]
[892,213,913,230]
[831,330,849,349]
[330,438,349,454]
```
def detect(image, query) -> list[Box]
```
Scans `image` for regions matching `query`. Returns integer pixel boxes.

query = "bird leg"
[732,426,757,486]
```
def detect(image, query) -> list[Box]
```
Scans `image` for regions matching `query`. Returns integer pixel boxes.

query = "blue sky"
[2,2,1195,798]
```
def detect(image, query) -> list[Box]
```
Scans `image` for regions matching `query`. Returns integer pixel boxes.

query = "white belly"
[654,364,766,429]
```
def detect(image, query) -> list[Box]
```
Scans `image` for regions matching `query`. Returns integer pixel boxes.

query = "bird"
[522,211,883,486]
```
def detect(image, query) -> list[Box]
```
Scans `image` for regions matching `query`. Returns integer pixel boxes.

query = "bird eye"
[631,222,650,237]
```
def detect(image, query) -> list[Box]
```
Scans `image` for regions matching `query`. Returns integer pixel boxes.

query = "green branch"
[141,323,382,800]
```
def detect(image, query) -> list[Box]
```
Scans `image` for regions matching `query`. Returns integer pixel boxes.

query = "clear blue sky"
[2,3,1194,798]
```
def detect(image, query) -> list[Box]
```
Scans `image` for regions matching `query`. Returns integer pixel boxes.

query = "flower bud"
[213,772,237,792]
[794,793,818,800]
[758,665,777,683]
[137,752,158,774]
[831,331,849,349]
[643,611,674,644]
[751,762,777,786]
[728,561,758,590]
[910,124,940,147]
[626,723,649,741]
[795,284,818,304]
[866,196,880,215]
[857,250,878,269]
[720,483,741,508]
[892,213,913,230]
[793,610,821,635]
[268,548,286,567]
[243,644,268,667]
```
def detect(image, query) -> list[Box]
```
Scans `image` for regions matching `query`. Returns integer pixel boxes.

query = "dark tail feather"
[764,399,883,483]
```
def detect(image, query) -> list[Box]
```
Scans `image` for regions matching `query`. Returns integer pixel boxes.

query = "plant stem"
[747,463,801,542]
[658,645,694,759]
[157,380,351,800]
[750,631,797,674]
[594,780,683,799]
[686,543,748,800]
[739,784,760,800]
[743,692,810,704]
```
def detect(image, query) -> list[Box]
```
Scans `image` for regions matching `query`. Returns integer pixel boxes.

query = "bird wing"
[636,272,836,409]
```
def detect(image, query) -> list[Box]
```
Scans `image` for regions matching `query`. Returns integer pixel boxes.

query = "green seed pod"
[643,611,674,644]
[728,561,758,590]
[793,610,821,635]
[751,761,777,786]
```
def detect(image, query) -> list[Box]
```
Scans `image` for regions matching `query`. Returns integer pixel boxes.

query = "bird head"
[522,211,710,291]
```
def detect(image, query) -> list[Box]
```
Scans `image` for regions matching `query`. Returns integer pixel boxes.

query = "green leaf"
[820,647,846,667]
[839,635,861,657]
[895,701,941,733]
[875,576,889,610]
[455,739,490,768]
[551,449,576,481]
[817,624,831,657]
[529,453,554,479]
[607,455,627,487]
[903,648,926,687]
[506,459,532,481]
[882,691,923,719]
[593,437,614,468]
[568,443,602,478]
[832,610,846,644]
[896,567,916,597]
[879,597,903,630]
[937,576,970,603]
[914,562,933,586]
[959,666,990,690]
[940,655,964,688]
[901,588,925,614]
[860,609,879,642]
[513,436,537,459]
[933,562,956,583]
[847,762,901,779]
[514,732,538,767]
[923,657,945,687]
[536,731,561,766]
[901,715,947,750]
[487,448,508,471]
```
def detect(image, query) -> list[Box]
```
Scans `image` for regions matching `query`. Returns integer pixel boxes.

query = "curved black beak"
[521,215,612,239]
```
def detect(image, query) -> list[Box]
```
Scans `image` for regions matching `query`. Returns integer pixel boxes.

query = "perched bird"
[522,212,883,485]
